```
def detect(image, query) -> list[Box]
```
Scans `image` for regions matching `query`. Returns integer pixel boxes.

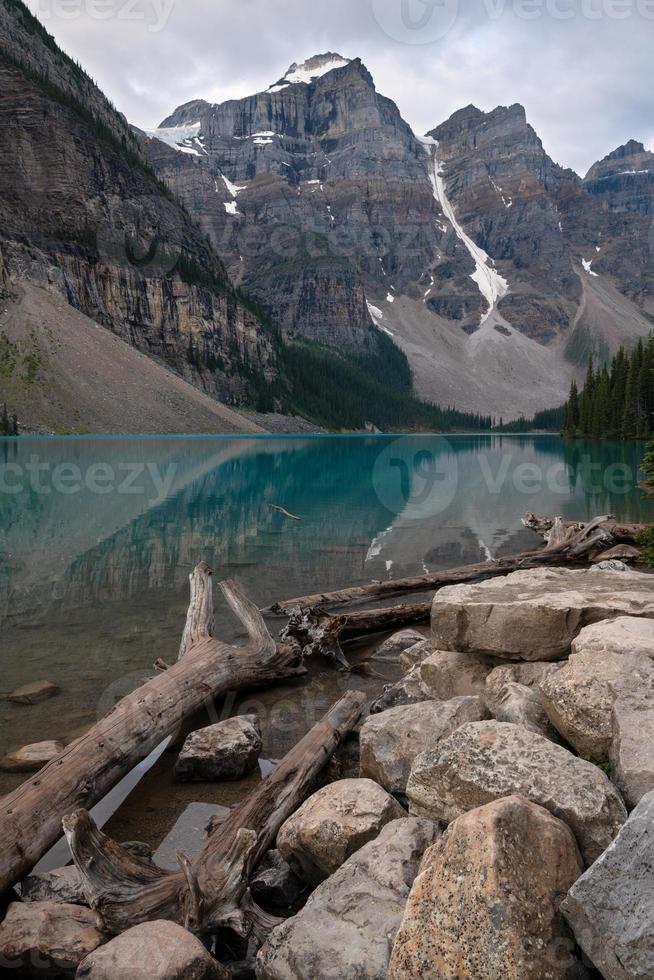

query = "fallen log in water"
[522,513,644,544]
[267,515,629,616]
[63,689,365,938]
[281,602,432,670]
[0,564,306,896]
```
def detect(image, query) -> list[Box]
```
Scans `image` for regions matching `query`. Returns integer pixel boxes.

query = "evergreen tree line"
[278,338,495,432]
[1,403,18,436]
[563,335,654,439]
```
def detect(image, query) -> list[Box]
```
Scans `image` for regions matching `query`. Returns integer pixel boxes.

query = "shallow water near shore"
[1,434,652,852]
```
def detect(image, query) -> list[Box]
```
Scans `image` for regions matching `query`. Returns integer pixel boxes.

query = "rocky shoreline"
[0,563,653,978]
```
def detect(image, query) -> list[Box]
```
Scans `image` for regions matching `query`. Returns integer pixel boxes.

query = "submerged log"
[267,514,640,615]
[63,690,365,937]
[0,565,306,896]
[281,602,432,670]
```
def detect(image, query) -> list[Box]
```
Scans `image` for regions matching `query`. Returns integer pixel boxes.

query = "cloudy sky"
[26,0,654,175]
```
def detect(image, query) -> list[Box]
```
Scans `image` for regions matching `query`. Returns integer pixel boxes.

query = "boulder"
[406,721,627,865]
[419,649,498,699]
[485,661,560,695]
[76,921,227,979]
[21,866,86,906]
[0,740,64,773]
[485,681,557,739]
[0,901,105,977]
[399,638,432,671]
[5,680,60,705]
[372,629,426,662]
[359,697,490,793]
[257,818,438,980]
[276,778,406,885]
[570,615,654,660]
[610,691,654,809]
[592,559,630,572]
[431,568,654,661]
[369,664,432,713]
[388,797,584,980]
[591,544,641,564]
[174,715,262,782]
[561,790,654,980]
[540,649,648,761]
[249,850,308,914]
[539,617,654,771]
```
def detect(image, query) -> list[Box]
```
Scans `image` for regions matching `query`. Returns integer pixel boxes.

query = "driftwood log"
[282,602,432,670]
[63,690,365,938]
[0,564,306,895]
[267,514,643,616]
[272,515,643,664]
[522,513,644,544]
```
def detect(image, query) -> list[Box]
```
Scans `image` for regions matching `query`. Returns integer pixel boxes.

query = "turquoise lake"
[0,434,652,843]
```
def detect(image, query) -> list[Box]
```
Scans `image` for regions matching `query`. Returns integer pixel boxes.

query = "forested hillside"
[562,336,654,439]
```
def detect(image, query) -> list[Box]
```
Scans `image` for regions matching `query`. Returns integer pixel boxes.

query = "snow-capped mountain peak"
[268,53,351,92]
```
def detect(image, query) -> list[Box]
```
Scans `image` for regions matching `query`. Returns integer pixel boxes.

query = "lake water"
[1,434,651,847]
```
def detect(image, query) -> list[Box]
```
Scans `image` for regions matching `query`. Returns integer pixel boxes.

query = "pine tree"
[564,379,580,435]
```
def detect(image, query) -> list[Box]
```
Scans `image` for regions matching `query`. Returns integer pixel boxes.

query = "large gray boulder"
[399,638,432,671]
[407,721,627,865]
[540,617,654,762]
[359,697,490,793]
[388,797,584,980]
[372,629,426,662]
[561,790,654,980]
[174,715,262,782]
[76,921,228,979]
[610,690,654,810]
[485,680,557,739]
[0,901,106,977]
[419,649,498,699]
[485,661,560,694]
[257,818,438,980]
[276,778,406,885]
[431,568,654,660]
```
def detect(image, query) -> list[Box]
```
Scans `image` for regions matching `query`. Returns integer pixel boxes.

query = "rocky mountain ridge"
[0,0,280,422]
[142,53,654,416]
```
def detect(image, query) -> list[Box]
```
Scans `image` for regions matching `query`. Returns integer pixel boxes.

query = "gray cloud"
[26,0,654,174]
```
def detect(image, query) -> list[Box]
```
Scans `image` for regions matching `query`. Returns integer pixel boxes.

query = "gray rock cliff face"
[0,0,278,410]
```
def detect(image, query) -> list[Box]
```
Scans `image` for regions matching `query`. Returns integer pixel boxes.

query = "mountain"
[0,0,280,431]
[142,55,653,418]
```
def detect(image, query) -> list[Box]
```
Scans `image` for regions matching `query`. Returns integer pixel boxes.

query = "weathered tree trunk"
[63,690,366,937]
[268,514,638,615]
[0,566,305,896]
[523,513,643,544]
[282,602,432,669]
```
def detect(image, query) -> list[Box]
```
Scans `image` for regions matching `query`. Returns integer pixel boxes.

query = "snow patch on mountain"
[419,136,509,326]
[221,174,246,198]
[366,300,384,323]
[582,258,599,277]
[269,54,351,90]
[145,122,204,156]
